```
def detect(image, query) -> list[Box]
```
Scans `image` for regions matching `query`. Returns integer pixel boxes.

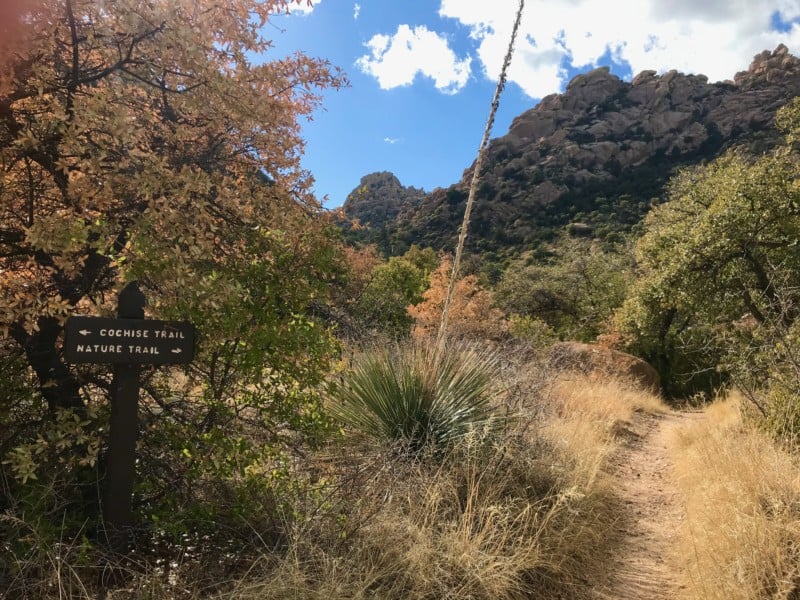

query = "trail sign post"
[64,282,195,553]
[64,317,194,364]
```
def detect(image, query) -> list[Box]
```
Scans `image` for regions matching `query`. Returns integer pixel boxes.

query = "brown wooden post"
[103,281,145,553]
[63,281,194,558]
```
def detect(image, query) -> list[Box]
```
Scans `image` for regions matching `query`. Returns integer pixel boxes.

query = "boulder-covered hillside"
[341,45,800,257]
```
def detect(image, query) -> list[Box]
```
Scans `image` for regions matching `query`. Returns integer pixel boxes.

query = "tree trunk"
[11,316,84,412]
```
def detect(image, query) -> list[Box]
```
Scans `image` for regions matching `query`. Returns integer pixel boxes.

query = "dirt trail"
[591,409,704,600]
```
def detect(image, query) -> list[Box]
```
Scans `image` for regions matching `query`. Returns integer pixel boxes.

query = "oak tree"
[495,239,631,342]
[615,99,800,397]
[0,0,347,552]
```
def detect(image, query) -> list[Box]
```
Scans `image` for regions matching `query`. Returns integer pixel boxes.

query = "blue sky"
[266,0,800,208]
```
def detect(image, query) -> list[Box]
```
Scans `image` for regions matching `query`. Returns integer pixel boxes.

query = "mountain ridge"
[340,45,800,258]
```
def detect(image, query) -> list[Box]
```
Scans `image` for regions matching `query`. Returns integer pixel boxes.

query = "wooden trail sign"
[63,282,195,554]
[64,317,194,364]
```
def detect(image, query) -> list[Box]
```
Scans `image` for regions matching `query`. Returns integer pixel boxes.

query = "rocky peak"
[344,47,800,256]
[563,66,627,109]
[341,171,425,230]
[499,45,800,166]
[734,44,800,89]
[348,171,407,200]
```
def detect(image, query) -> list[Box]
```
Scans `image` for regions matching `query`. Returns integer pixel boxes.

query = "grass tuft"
[327,342,502,455]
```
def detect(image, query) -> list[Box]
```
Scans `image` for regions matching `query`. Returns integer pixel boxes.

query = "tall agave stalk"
[330,4,523,458]
[435,0,525,357]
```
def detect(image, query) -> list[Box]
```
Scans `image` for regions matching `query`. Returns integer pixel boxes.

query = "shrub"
[408,256,508,342]
[350,246,438,338]
[495,240,631,342]
[327,343,502,456]
[508,315,557,348]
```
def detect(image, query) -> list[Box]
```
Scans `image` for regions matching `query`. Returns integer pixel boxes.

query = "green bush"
[495,239,631,342]
[328,343,502,456]
[731,319,800,447]
[508,315,557,348]
[765,386,800,449]
[351,246,438,338]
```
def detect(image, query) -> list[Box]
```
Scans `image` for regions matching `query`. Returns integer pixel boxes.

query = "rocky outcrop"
[503,45,800,160]
[337,171,426,252]
[340,171,425,228]
[343,46,800,255]
[549,342,661,394]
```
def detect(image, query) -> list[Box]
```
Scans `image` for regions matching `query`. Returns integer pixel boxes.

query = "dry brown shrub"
[408,256,508,343]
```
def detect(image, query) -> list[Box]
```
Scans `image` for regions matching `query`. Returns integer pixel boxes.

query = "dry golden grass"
[667,394,800,600]
[6,362,672,599]
[553,372,669,425]
[548,374,668,488]
[220,368,666,600]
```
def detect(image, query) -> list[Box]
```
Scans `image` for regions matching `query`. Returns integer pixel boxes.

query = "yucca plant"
[328,343,502,456]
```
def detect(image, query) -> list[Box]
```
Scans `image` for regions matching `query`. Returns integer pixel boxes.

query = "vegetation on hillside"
[3,1,800,597]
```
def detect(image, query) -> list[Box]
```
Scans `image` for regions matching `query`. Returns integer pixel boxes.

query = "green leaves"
[352,246,438,337]
[616,101,800,397]
[0,0,348,569]
[496,239,632,342]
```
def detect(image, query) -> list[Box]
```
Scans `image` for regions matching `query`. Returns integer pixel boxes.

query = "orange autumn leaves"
[409,256,508,342]
[0,0,347,333]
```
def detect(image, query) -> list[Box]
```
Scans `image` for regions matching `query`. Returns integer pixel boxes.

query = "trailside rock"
[549,342,661,394]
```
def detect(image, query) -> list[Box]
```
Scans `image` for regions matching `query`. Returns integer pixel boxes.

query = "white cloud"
[354,2,360,19]
[438,0,800,98]
[384,136,400,144]
[356,25,472,93]
[288,0,319,15]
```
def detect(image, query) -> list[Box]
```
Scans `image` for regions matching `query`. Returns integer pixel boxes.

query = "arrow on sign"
[64,316,195,365]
